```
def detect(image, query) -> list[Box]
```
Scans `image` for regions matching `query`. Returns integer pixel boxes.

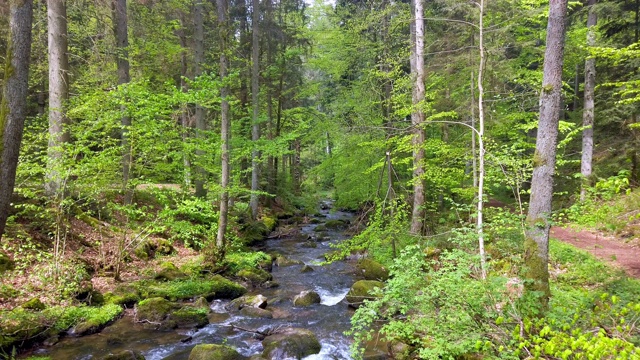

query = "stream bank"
[23,203,388,359]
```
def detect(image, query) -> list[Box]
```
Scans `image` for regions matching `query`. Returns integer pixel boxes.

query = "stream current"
[32,205,374,359]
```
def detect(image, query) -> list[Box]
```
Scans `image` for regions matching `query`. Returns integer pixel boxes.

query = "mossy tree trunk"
[524,0,569,310]
[0,0,33,241]
[113,0,131,201]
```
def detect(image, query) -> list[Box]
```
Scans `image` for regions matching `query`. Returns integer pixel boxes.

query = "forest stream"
[27,202,383,360]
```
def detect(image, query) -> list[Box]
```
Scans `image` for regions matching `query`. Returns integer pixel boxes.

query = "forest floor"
[551,226,640,277]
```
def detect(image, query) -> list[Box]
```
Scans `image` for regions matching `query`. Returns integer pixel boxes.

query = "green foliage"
[224,251,271,274]
[156,197,219,249]
[326,202,414,265]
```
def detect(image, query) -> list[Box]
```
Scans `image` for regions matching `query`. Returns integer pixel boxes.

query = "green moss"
[532,150,546,168]
[0,252,15,274]
[154,262,187,281]
[104,285,141,306]
[143,276,246,301]
[523,236,550,312]
[237,268,272,285]
[261,215,277,231]
[324,219,346,229]
[188,344,243,360]
[22,298,45,311]
[169,306,209,328]
[136,297,175,323]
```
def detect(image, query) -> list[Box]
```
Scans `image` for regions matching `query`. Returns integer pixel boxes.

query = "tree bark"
[216,0,231,252]
[46,0,70,197]
[580,0,597,201]
[112,0,131,201]
[410,0,426,235]
[250,0,260,219]
[477,0,487,280]
[0,0,33,241]
[524,0,569,309]
[194,0,207,198]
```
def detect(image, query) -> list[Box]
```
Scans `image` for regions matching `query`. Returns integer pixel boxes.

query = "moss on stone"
[188,344,243,360]
[22,298,45,311]
[237,268,273,285]
[0,252,15,274]
[346,280,384,309]
[169,306,209,328]
[262,328,321,359]
[356,259,389,281]
[101,350,145,360]
[136,297,175,323]
[154,262,187,281]
[293,291,321,307]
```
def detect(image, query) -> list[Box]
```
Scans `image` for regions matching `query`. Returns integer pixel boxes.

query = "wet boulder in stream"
[292,290,321,307]
[261,327,321,359]
[101,350,145,360]
[356,259,389,281]
[237,268,273,286]
[228,294,268,310]
[188,344,243,360]
[346,280,384,309]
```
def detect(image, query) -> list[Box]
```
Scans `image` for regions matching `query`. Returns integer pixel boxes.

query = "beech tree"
[409,0,426,235]
[250,0,260,219]
[524,0,569,308]
[215,0,231,254]
[0,0,33,240]
[580,0,597,201]
[45,0,70,197]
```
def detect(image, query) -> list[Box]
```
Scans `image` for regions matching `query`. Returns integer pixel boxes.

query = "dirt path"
[551,227,640,277]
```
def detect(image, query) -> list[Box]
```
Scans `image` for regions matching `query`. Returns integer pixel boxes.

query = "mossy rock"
[169,306,209,328]
[324,219,346,229]
[73,318,105,336]
[146,276,246,301]
[274,256,303,267]
[241,221,269,246]
[105,285,141,307]
[76,289,105,306]
[154,262,188,281]
[262,328,321,359]
[313,225,327,232]
[292,291,321,307]
[135,239,176,261]
[22,298,45,311]
[240,307,273,319]
[135,297,176,323]
[194,297,209,309]
[102,350,146,360]
[0,252,15,274]
[301,241,317,248]
[260,215,278,232]
[188,344,243,360]
[309,218,322,224]
[356,259,389,281]
[237,268,273,285]
[346,280,384,309]
[229,295,268,310]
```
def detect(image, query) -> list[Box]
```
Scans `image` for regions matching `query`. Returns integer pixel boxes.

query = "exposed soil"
[551,226,640,277]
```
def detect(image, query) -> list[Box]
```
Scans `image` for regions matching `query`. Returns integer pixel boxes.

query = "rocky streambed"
[26,203,389,360]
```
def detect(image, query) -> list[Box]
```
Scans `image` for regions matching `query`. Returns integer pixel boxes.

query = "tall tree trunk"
[0,0,33,241]
[113,0,131,200]
[477,0,487,280]
[178,12,192,188]
[250,0,260,219]
[194,0,207,198]
[46,0,70,197]
[580,0,597,201]
[216,0,231,253]
[410,0,426,235]
[524,0,569,309]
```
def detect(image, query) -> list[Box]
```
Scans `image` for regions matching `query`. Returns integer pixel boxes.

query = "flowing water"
[29,204,382,360]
